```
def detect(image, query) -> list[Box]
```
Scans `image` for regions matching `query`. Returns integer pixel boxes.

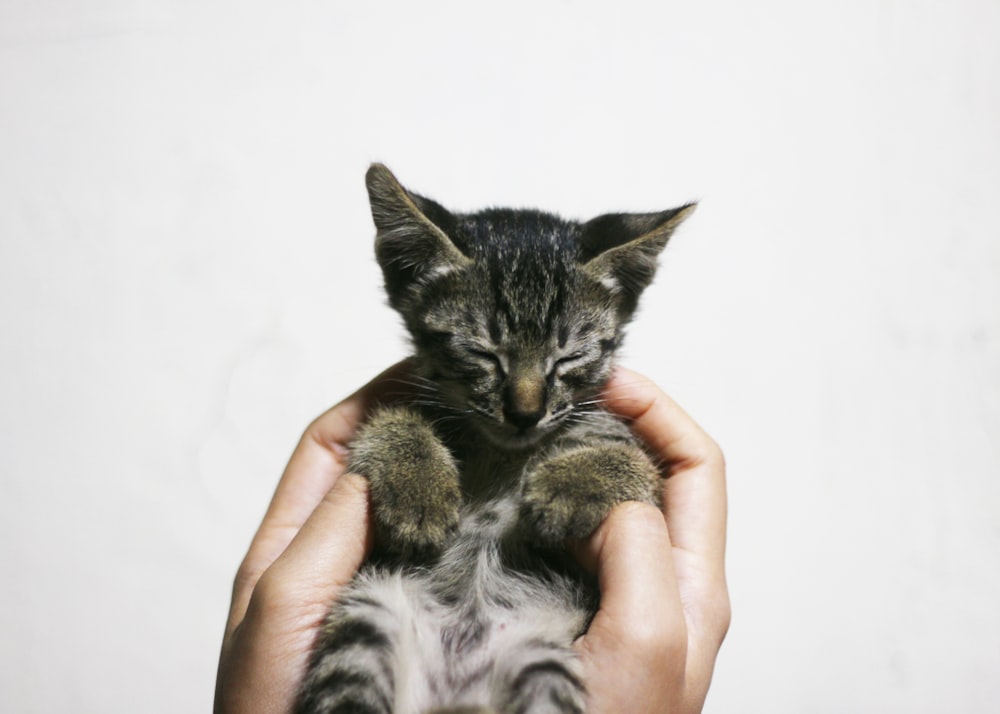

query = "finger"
[603,368,730,711]
[602,366,721,474]
[573,502,687,712]
[252,472,373,628]
[264,359,415,543]
[228,359,412,634]
[229,473,373,639]
[217,474,372,714]
[601,367,727,571]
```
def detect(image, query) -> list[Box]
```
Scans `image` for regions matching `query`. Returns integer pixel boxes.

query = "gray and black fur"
[295,165,695,714]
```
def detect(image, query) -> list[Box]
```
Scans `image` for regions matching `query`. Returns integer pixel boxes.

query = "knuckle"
[243,567,331,638]
[700,436,725,472]
[711,441,726,471]
[232,557,263,600]
[332,472,370,501]
[623,614,688,664]
[711,589,733,642]
[304,409,354,462]
[691,583,732,647]
[248,566,299,615]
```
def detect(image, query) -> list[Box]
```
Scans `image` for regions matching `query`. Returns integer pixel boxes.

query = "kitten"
[295,164,695,714]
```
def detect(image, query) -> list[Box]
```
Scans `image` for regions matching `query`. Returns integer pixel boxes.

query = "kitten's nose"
[504,375,546,431]
[504,404,545,431]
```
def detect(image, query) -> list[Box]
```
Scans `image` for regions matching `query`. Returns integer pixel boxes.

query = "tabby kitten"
[295,165,695,714]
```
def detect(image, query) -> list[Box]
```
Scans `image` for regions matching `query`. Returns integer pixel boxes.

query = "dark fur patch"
[511,659,585,693]
[442,617,488,655]
[326,619,391,651]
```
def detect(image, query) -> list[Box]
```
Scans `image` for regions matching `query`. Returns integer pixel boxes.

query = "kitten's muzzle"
[503,374,547,431]
[503,404,545,431]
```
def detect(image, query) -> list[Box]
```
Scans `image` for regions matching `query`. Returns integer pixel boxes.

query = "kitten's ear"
[365,163,470,305]
[580,203,696,315]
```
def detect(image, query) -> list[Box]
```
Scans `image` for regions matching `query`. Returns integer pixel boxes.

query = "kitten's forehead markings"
[487,315,503,344]
[557,323,570,349]
[424,313,501,361]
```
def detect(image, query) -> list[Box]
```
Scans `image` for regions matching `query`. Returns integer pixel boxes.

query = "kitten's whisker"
[382,377,443,395]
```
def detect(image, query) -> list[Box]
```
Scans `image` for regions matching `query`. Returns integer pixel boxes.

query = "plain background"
[2,1,998,712]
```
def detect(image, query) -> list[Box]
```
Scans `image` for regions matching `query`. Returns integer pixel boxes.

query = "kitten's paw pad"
[522,445,659,543]
[350,407,462,558]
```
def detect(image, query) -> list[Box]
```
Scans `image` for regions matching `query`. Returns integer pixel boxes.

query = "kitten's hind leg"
[496,645,586,714]
[295,613,395,714]
[297,574,445,714]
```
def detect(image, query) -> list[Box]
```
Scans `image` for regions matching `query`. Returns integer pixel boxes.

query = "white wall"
[2,1,998,712]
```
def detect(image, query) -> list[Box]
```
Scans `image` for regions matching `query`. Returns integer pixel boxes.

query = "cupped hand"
[214,363,729,714]
[572,367,730,714]
[213,363,413,714]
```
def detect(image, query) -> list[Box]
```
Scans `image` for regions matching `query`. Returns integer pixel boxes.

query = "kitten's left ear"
[580,203,696,315]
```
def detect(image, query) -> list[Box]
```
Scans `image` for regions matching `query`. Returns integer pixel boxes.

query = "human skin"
[214,363,730,714]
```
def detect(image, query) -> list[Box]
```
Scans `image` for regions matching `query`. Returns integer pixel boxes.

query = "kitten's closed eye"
[553,353,587,372]
[468,348,505,376]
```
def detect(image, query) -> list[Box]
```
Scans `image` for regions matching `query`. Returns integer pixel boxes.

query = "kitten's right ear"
[366,164,470,305]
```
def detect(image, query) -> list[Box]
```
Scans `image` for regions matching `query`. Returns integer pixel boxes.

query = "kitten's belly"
[353,499,592,713]
[421,499,591,691]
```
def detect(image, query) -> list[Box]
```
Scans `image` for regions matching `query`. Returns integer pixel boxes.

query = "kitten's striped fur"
[295,165,694,714]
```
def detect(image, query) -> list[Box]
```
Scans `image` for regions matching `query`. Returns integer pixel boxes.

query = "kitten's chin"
[475,421,552,450]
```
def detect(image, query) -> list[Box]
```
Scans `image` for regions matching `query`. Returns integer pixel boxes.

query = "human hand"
[572,367,730,714]
[213,363,409,714]
[214,362,728,714]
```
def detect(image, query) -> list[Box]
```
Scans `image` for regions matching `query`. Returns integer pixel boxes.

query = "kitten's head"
[366,163,694,449]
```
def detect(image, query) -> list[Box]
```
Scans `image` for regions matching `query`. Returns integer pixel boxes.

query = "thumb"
[258,473,373,614]
[573,502,688,714]
[218,474,372,714]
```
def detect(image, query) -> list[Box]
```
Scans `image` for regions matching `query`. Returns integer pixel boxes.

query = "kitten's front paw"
[350,408,461,559]
[522,444,660,544]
